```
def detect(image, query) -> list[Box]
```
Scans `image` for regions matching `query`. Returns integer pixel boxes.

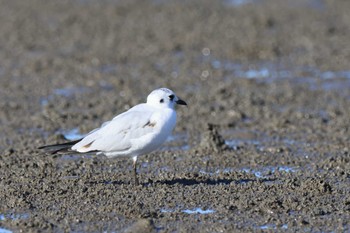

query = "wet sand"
[0,0,350,232]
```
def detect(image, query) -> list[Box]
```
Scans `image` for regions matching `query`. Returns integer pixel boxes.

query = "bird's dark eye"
[168,94,175,101]
[160,99,164,103]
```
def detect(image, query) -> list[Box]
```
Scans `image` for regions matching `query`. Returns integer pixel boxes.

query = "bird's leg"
[132,156,139,185]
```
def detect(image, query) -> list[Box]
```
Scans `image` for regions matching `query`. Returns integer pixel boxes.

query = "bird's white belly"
[131,130,169,155]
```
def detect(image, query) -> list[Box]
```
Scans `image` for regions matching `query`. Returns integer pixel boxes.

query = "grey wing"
[72,107,154,153]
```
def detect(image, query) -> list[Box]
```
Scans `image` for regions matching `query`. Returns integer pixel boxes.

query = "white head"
[146,88,187,109]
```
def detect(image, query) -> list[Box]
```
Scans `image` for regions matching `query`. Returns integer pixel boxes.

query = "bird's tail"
[38,139,82,154]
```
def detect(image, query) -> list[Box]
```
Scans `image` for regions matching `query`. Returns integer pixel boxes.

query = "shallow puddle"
[0,213,29,221]
[258,223,288,230]
[62,128,84,141]
[0,212,29,232]
[0,228,12,233]
[182,208,215,214]
[58,153,95,162]
[199,165,298,178]
[40,86,91,106]
[224,0,326,9]
[225,138,262,150]
[161,133,190,151]
[223,0,259,7]
[222,128,320,155]
[53,87,90,98]
[241,166,297,178]
[210,59,350,91]
[161,207,215,215]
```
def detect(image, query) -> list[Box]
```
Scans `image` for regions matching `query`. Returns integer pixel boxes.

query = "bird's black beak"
[176,99,187,106]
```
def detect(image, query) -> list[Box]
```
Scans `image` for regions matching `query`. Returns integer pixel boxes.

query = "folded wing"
[72,104,155,153]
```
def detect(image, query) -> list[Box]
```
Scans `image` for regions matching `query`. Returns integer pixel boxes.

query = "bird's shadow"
[151,177,276,186]
[102,180,127,185]
[92,177,276,186]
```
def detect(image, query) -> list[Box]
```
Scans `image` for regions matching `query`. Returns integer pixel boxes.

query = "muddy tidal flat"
[0,0,350,232]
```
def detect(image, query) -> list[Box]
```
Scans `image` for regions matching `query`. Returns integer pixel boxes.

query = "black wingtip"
[38,139,82,154]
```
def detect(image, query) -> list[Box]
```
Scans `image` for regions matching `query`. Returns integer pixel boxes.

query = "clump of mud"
[198,123,229,152]
[123,219,155,233]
